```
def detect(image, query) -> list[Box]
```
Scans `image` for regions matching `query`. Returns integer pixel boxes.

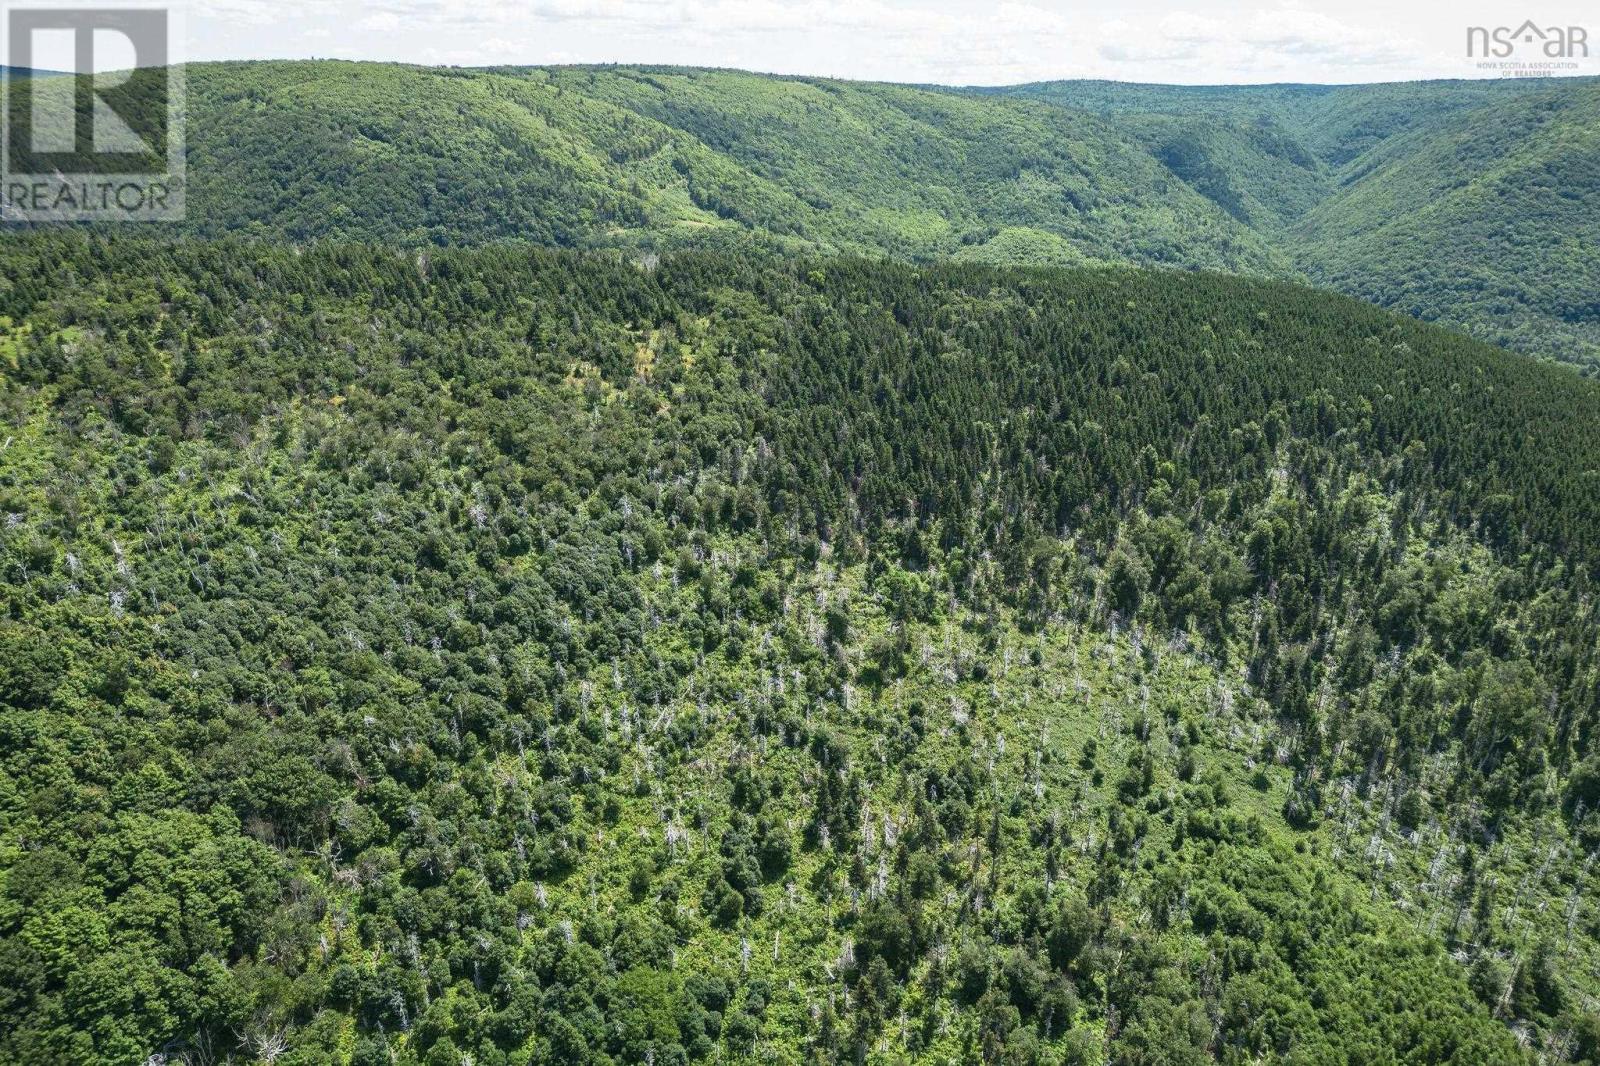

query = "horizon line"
[61,56,1600,92]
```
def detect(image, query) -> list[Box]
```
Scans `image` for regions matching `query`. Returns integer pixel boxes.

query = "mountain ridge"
[28,59,1577,365]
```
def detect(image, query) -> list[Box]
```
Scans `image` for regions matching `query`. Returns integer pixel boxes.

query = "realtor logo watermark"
[1,2,184,222]
[1467,20,1591,77]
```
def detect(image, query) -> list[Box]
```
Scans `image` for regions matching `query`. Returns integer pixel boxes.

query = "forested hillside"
[179,62,1280,273]
[998,77,1600,369]
[986,79,1553,170]
[3,234,1600,1064]
[17,60,1588,367]
[1292,84,1600,365]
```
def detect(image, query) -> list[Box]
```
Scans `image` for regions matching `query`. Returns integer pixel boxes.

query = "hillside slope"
[179,61,1282,273]
[986,79,1557,169]
[997,76,1600,367]
[3,236,1600,1063]
[18,60,1591,368]
[1292,82,1600,362]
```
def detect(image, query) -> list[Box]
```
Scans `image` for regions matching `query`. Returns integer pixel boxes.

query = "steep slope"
[533,66,1282,269]
[986,79,1558,167]
[182,61,816,250]
[1293,81,1600,365]
[178,61,1283,273]
[3,236,1600,1064]
[993,76,1600,369]
[15,60,1594,366]
[970,80,1513,234]
[1080,112,1329,233]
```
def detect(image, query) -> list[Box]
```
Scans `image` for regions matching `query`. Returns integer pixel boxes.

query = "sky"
[176,0,1600,85]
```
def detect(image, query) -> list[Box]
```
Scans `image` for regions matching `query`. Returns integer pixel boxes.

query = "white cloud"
[1096,6,1423,78]
[357,10,403,31]
[183,0,1598,84]
[1240,9,1414,66]
[1160,12,1229,44]
[190,0,322,26]
[1100,18,1208,64]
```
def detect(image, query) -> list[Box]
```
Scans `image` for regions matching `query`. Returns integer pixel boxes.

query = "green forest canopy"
[12,61,1592,367]
[2,233,1600,1063]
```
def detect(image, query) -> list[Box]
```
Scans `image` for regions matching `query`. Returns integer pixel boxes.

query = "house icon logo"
[1467,20,1590,61]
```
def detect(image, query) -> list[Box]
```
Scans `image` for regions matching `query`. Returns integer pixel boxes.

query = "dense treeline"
[2,235,1599,1064]
[997,77,1600,371]
[15,61,1599,368]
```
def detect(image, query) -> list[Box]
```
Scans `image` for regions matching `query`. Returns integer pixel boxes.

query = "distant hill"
[0,65,68,78]
[980,79,1556,168]
[31,60,1595,369]
[1292,83,1600,363]
[177,62,1283,274]
[993,77,1600,368]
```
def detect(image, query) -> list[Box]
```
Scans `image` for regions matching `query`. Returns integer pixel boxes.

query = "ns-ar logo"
[1467,20,1590,59]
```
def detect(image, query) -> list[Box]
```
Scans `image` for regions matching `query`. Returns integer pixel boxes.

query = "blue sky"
[180,0,1598,84]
